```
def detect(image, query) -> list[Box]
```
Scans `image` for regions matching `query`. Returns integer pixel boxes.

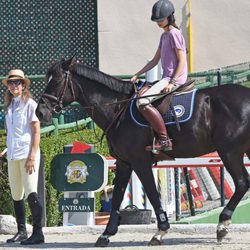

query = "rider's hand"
[161,83,175,93]
[130,75,139,84]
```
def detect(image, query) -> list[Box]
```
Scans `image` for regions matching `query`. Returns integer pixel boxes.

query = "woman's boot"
[21,192,44,245]
[6,199,28,243]
[139,104,172,151]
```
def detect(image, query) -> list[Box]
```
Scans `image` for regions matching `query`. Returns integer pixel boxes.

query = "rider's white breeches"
[136,78,170,107]
[7,155,40,201]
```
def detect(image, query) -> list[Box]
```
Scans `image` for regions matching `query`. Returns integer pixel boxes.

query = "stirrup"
[163,138,173,151]
[146,138,173,154]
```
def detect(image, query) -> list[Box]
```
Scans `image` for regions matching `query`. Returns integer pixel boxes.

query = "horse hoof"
[95,236,110,247]
[148,237,162,246]
[216,228,228,243]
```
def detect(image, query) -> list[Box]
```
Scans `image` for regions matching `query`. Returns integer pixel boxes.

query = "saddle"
[138,79,195,131]
[135,80,195,164]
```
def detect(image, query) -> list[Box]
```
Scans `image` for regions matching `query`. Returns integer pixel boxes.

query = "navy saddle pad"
[130,89,197,127]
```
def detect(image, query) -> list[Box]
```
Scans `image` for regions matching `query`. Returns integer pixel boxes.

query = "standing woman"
[2,69,44,245]
[131,0,188,152]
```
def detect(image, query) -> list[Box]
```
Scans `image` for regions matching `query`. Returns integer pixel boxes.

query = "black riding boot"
[6,199,28,243]
[139,104,172,151]
[21,193,44,245]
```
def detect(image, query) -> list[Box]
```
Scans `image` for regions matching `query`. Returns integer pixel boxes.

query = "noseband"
[41,71,75,114]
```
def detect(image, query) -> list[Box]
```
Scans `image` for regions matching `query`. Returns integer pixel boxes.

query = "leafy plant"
[0,125,113,226]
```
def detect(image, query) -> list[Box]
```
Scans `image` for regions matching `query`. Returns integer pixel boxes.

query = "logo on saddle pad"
[172,105,185,118]
[130,89,197,127]
[65,160,89,184]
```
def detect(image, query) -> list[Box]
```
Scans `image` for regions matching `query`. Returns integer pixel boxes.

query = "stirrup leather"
[152,137,159,154]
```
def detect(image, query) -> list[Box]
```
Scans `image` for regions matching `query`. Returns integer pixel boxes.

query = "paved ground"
[1,224,250,249]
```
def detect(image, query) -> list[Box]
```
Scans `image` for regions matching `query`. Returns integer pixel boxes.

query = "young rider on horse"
[131,0,188,152]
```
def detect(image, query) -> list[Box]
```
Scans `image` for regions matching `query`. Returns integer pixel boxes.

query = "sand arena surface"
[1,224,250,249]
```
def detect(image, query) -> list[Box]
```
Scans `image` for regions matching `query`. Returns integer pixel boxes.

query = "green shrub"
[0,125,113,226]
[0,158,13,214]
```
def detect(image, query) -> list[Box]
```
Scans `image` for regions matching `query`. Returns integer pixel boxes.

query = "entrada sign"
[50,153,108,192]
[59,198,94,212]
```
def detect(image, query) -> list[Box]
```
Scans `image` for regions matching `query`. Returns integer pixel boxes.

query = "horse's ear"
[61,57,75,71]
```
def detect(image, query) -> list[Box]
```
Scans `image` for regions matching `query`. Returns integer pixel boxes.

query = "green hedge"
[0,126,113,226]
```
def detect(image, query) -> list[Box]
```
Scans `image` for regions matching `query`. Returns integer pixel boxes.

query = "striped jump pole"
[120,177,133,209]
[131,171,146,209]
[145,168,158,219]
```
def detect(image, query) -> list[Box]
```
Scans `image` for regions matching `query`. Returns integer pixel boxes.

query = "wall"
[98,0,250,75]
[192,0,250,72]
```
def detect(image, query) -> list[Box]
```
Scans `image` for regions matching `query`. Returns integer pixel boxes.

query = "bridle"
[41,70,75,114]
[40,69,107,144]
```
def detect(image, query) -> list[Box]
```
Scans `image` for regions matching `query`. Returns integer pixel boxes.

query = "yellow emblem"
[65,160,89,184]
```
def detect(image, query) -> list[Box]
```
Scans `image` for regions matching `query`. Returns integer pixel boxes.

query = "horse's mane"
[72,63,133,95]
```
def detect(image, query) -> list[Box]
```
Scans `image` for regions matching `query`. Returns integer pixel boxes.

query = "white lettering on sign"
[61,205,92,212]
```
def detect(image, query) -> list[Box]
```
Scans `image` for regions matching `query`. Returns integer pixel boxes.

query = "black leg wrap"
[156,210,170,231]
[103,210,121,236]
[219,207,233,223]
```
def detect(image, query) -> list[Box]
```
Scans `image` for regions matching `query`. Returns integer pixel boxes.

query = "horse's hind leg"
[132,160,169,246]
[95,159,132,247]
[216,151,250,243]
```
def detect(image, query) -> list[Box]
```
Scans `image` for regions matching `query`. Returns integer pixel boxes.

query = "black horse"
[36,58,250,247]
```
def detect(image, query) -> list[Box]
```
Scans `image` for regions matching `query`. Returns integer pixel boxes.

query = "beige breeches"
[136,78,170,107]
[8,155,40,201]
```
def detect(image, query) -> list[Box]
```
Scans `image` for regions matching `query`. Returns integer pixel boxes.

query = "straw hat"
[2,69,30,86]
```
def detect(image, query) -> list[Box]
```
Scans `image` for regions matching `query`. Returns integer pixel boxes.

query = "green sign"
[50,153,108,192]
[59,198,94,212]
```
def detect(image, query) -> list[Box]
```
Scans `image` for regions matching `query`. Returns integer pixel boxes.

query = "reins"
[104,91,174,106]
[41,70,181,145]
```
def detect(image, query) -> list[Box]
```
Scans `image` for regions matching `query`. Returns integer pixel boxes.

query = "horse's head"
[36,58,76,123]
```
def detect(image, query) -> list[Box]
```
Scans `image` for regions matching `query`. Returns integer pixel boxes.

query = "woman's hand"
[25,158,36,175]
[0,148,7,158]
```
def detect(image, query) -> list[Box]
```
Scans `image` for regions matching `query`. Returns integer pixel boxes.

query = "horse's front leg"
[133,160,170,246]
[95,160,132,247]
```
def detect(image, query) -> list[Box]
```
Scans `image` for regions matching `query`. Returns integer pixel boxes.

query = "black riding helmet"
[151,0,175,22]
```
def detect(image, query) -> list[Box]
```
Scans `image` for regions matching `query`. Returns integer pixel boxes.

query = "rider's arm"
[25,121,40,175]
[162,48,186,93]
[171,48,186,83]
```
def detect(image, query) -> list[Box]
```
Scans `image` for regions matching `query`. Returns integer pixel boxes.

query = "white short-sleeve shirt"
[5,96,40,161]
